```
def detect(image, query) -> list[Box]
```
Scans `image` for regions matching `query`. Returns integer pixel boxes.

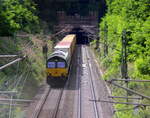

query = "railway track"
[75,45,114,118]
[76,45,102,118]
[30,86,51,118]
[30,61,73,118]
[77,45,82,118]
[83,45,100,118]
[51,88,64,118]
[28,45,113,118]
[76,45,101,118]
[30,87,64,118]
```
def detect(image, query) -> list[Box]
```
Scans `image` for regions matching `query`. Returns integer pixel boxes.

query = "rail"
[84,46,100,118]
[30,87,51,118]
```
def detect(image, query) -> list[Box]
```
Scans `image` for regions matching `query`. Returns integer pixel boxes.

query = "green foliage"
[0,0,39,36]
[98,0,150,117]
[100,0,150,78]
[135,57,150,75]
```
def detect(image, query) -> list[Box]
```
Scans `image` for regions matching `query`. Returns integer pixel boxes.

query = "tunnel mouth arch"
[69,27,89,44]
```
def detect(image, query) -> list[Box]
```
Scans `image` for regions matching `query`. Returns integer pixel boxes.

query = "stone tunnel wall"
[57,11,98,26]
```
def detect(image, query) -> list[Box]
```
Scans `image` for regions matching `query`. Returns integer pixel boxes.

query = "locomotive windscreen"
[57,62,66,68]
[47,62,55,68]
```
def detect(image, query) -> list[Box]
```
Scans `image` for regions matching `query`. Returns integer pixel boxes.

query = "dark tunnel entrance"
[70,28,89,44]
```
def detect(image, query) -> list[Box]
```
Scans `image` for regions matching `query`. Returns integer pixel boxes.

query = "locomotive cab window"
[47,62,55,68]
[57,62,66,68]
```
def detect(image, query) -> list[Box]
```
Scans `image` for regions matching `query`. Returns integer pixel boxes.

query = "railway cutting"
[26,44,114,118]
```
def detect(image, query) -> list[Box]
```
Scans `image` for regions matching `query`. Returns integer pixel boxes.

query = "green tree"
[0,0,39,36]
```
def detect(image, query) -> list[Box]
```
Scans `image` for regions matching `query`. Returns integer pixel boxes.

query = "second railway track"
[84,46,100,118]
[31,86,64,118]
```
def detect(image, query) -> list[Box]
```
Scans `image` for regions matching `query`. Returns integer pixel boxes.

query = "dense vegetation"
[0,35,53,117]
[0,0,52,117]
[97,0,150,117]
[0,0,39,36]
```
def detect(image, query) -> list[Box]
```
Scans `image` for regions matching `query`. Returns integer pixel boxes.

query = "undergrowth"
[0,35,52,117]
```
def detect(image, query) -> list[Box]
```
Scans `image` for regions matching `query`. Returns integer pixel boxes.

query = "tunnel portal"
[70,28,89,44]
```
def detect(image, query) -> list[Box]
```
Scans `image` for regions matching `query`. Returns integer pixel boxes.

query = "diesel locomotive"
[46,34,76,86]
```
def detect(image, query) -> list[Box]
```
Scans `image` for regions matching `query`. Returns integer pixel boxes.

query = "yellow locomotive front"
[46,52,69,86]
[47,57,68,77]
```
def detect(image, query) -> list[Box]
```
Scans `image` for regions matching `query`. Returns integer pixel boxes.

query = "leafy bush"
[135,57,150,75]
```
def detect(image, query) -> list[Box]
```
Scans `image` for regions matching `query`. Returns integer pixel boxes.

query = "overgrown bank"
[0,35,52,117]
[0,0,53,117]
[93,0,150,118]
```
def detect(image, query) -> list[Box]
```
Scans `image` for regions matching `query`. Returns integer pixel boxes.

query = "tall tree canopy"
[0,0,39,36]
[100,0,150,77]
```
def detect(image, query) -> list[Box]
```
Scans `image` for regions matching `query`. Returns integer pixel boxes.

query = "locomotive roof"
[48,50,68,60]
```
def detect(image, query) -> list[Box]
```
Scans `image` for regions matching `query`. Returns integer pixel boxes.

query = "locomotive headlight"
[48,73,51,77]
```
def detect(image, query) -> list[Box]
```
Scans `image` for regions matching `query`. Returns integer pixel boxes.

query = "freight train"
[46,34,76,86]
